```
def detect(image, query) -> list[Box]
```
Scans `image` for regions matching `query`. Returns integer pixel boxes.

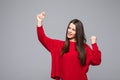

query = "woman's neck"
[69,39,76,42]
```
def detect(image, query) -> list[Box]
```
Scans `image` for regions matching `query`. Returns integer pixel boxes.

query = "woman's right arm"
[36,12,57,52]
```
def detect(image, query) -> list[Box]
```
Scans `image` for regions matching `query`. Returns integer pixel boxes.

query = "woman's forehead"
[69,23,76,29]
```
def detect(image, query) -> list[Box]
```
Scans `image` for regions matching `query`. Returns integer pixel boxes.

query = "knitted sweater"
[37,26,101,80]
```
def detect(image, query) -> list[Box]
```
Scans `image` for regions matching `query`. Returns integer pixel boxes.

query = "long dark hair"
[61,19,87,66]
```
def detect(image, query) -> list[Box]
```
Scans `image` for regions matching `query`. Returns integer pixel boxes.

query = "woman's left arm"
[90,36,101,65]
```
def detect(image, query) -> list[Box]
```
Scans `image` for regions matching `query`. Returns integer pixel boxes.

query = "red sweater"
[37,26,101,80]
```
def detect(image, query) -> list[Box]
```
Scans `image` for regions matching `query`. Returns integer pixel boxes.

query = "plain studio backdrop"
[0,0,120,80]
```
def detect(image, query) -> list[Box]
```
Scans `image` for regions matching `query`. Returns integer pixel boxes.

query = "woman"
[36,12,101,80]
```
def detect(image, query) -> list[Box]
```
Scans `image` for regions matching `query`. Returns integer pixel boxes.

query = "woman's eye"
[68,27,71,29]
[72,29,75,31]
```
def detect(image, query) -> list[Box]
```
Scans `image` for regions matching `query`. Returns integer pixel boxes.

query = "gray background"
[0,0,120,80]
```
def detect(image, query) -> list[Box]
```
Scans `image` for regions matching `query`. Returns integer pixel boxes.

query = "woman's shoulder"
[84,43,91,50]
[53,39,64,45]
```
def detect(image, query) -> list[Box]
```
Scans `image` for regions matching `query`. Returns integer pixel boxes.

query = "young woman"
[36,12,101,80]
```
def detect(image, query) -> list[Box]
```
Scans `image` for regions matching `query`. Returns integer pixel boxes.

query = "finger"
[42,11,45,16]
[90,36,96,39]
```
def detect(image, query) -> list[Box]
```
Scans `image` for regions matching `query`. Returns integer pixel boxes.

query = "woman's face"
[67,23,76,42]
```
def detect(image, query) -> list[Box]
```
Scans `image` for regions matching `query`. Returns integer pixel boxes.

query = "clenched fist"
[37,12,45,27]
[90,36,97,44]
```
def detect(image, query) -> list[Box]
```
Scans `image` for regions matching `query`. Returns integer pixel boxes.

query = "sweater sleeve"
[89,43,101,65]
[37,26,57,52]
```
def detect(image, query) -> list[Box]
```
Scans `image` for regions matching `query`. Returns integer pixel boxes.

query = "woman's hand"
[37,11,45,27]
[90,36,97,44]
